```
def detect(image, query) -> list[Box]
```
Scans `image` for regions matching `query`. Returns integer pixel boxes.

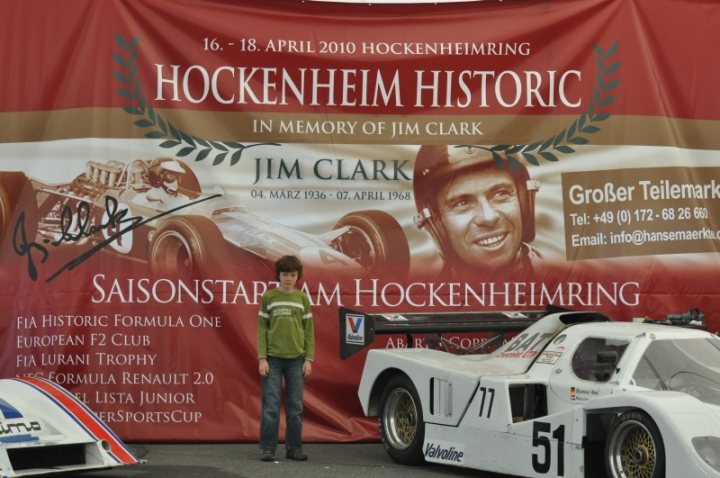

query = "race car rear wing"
[339,306,554,359]
[339,306,706,359]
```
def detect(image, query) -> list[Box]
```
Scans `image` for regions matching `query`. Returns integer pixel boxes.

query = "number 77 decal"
[478,387,495,419]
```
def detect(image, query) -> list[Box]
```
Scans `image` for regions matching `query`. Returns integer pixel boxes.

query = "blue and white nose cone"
[0,377,141,477]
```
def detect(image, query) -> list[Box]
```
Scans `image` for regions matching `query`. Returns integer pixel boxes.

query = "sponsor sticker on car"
[536,350,563,365]
[423,440,465,464]
[345,314,365,345]
[0,419,42,443]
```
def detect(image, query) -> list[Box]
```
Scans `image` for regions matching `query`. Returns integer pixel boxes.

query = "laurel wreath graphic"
[112,33,279,166]
[459,42,621,169]
[114,33,619,168]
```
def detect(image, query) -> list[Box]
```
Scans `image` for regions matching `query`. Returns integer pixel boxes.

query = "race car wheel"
[379,375,425,465]
[149,215,224,278]
[332,210,410,279]
[605,410,665,478]
[0,172,38,249]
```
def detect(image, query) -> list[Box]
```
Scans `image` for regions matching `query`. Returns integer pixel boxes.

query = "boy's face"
[278,270,299,289]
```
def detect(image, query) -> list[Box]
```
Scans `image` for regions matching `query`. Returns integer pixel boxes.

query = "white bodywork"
[210,206,364,276]
[0,377,139,477]
[358,311,720,477]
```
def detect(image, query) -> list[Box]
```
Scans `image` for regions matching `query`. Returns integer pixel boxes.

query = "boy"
[257,255,315,462]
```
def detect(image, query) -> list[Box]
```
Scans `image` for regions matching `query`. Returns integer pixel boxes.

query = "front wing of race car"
[0,377,139,477]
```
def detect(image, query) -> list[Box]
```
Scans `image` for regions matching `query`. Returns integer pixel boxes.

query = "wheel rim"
[154,231,194,276]
[382,388,418,450]
[333,226,378,268]
[608,419,657,478]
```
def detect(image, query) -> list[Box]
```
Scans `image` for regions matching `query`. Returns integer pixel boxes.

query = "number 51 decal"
[532,421,565,476]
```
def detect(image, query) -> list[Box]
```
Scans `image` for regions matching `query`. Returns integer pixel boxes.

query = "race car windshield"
[632,338,720,406]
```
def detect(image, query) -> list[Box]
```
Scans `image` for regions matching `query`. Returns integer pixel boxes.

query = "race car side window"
[571,337,629,382]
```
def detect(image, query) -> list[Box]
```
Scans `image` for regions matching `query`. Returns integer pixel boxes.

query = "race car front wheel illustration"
[605,410,665,478]
[149,215,224,278]
[379,374,425,465]
[0,172,38,251]
[332,210,410,279]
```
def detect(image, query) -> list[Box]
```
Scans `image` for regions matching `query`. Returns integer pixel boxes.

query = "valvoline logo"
[424,441,465,463]
[345,314,365,345]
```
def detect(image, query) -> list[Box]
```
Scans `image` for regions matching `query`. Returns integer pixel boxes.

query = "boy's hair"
[275,255,303,281]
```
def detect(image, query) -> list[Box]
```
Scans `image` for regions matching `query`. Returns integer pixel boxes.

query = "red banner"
[1,0,720,442]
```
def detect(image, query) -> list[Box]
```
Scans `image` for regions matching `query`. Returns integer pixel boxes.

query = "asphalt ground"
[65,444,519,478]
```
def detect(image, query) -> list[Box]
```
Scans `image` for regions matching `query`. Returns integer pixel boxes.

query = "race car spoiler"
[339,306,553,359]
[339,306,707,359]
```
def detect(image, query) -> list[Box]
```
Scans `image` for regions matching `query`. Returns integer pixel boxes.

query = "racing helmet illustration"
[146,157,202,199]
[159,160,184,195]
[413,145,539,261]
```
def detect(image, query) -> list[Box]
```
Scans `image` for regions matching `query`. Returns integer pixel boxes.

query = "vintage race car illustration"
[0,377,139,476]
[340,307,720,477]
[0,157,410,279]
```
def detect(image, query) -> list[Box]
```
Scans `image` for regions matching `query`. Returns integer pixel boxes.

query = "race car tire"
[149,215,224,278]
[332,210,410,279]
[605,410,665,478]
[0,172,38,251]
[379,375,425,465]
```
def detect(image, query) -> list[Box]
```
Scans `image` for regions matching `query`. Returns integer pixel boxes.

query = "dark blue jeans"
[259,356,304,452]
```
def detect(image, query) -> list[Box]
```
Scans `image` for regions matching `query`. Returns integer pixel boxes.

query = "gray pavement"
[66,444,518,478]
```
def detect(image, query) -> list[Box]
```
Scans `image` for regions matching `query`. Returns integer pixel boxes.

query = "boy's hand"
[302,360,312,378]
[259,358,269,377]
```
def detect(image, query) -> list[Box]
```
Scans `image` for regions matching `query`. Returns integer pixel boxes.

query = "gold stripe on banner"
[1,109,719,148]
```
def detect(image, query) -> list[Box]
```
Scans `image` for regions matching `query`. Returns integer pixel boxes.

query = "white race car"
[0,377,140,477]
[341,307,720,477]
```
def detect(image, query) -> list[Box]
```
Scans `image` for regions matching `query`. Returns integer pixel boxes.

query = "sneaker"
[286,449,308,461]
[260,450,274,462]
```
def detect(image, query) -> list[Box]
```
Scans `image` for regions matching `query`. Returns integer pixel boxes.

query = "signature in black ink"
[12,194,221,283]
[13,212,49,281]
[51,196,132,247]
